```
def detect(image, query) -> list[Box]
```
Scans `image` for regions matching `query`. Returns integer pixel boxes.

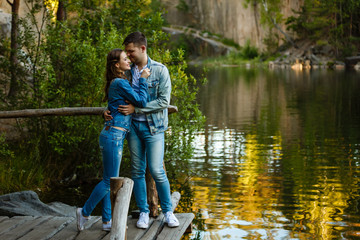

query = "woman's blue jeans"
[82,127,126,222]
[127,120,172,213]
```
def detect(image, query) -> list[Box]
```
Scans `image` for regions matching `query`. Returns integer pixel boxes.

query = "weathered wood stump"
[146,167,159,217]
[146,161,169,217]
[110,177,134,240]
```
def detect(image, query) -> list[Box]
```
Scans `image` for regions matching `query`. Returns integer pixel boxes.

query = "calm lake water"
[186,66,360,240]
[39,66,360,240]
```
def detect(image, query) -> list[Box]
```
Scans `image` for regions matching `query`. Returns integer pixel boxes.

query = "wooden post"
[146,161,169,217]
[110,177,134,240]
[110,178,124,215]
[146,167,159,217]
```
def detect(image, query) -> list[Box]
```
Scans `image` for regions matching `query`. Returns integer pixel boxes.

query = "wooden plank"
[156,213,195,240]
[126,218,155,240]
[102,217,154,240]
[75,218,109,240]
[0,216,48,240]
[50,216,101,240]
[126,217,154,240]
[139,192,181,240]
[139,217,162,240]
[17,216,73,240]
[0,216,35,235]
[48,218,77,240]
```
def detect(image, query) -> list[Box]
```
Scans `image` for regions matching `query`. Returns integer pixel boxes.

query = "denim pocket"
[148,79,159,100]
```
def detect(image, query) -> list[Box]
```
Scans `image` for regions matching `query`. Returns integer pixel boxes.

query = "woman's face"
[117,51,131,71]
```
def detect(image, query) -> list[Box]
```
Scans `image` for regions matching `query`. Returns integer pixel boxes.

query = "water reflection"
[188,67,360,239]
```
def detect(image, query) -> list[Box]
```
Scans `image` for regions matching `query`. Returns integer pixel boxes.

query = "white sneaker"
[165,211,179,227]
[102,219,112,231]
[76,208,89,231]
[136,212,149,229]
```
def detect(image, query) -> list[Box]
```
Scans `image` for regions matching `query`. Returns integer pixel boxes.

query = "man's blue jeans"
[82,127,126,222]
[128,120,172,213]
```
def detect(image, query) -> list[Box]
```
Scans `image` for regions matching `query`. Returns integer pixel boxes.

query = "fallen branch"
[0,106,178,118]
[0,107,105,118]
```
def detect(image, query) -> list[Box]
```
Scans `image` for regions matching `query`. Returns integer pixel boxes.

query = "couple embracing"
[76,32,179,232]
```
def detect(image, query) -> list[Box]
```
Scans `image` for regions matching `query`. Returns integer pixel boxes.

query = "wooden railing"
[0,105,178,118]
[1,105,179,240]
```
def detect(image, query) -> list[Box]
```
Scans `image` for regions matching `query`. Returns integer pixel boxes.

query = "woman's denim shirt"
[105,77,148,131]
[131,57,171,135]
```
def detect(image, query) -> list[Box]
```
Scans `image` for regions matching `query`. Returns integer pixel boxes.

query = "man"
[104,32,179,229]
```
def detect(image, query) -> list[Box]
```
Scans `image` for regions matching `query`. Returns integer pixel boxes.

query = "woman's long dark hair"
[103,48,127,102]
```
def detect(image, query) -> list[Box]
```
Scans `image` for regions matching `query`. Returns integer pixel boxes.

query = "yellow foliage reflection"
[191,131,358,239]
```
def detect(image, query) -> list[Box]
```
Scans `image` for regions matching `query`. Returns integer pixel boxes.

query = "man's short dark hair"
[123,32,147,48]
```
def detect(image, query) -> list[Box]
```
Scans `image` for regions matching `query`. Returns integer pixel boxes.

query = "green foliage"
[221,38,241,50]
[0,134,46,195]
[107,0,165,36]
[241,40,259,59]
[200,39,261,66]
[263,30,280,54]
[0,134,14,159]
[316,39,329,46]
[3,2,123,184]
[244,0,284,52]
[1,0,205,195]
[176,0,190,13]
[286,0,360,57]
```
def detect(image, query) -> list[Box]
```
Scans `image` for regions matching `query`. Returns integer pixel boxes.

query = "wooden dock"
[0,213,194,240]
[0,179,193,240]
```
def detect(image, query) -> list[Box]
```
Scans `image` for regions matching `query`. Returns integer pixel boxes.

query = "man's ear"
[141,45,146,52]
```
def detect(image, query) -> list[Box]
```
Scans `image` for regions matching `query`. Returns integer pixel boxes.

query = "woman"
[76,48,150,231]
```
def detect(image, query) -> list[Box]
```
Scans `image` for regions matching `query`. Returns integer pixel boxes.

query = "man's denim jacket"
[127,57,171,135]
[105,77,148,131]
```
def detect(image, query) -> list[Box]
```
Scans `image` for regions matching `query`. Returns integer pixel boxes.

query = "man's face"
[125,43,144,65]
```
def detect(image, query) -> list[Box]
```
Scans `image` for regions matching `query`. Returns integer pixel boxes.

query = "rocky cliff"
[160,0,304,50]
[0,0,46,39]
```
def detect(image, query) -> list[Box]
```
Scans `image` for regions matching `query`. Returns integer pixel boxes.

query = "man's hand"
[103,110,113,121]
[118,102,135,115]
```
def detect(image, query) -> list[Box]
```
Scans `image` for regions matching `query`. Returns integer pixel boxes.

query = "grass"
[201,52,270,68]
[0,134,48,195]
[0,154,46,195]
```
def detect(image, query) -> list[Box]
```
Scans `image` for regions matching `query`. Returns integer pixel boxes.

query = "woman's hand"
[140,68,151,78]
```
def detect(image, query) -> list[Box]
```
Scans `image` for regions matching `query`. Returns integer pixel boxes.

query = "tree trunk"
[261,0,298,49]
[56,0,67,22]
[7,0,20,99]
[253,2,261,46]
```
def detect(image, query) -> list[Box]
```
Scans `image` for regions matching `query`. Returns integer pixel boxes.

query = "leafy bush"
[0,0,205,194]
[241,40,259,59]
[286,0,360,57]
